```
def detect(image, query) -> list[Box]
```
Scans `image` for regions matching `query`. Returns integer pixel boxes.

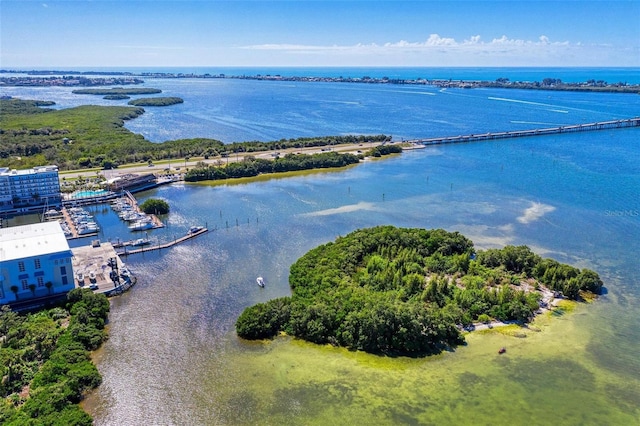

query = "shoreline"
[2,70,639,94]
[465,294,576,334]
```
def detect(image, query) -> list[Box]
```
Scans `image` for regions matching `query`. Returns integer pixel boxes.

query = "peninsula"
[1,70,638,94]
[236,226,603,355]
[0,98,390,171]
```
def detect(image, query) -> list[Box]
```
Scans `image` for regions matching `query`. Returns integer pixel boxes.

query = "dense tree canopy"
[236,226,603,356]
[185,151,364,181]
[127,97,184,106]
[140,198,170,215]
[0,99,390,170]
[0,289,110,424]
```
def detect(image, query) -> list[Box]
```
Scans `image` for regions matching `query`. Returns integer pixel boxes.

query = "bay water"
[2,68,639,424]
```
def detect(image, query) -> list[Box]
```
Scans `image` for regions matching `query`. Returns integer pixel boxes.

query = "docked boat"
[77,223,99,234]
[44,209,63,220]
[188,225,204,234]
[129,219,154,231]
[257,276,265,287]
[131,238,151,247]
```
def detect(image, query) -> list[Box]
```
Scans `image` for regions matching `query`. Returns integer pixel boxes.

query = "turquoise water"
[2,69,639,424]
[72,189,109,199]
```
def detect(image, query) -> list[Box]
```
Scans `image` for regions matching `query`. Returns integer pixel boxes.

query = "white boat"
[77,224,99,234]
[188,225,204,234]
[131,238,151,246]
[121,211,146,221]
[129,220,154,231]
[256,276,265,287]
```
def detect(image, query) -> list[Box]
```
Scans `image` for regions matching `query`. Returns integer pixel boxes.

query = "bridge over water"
[411,117,640,146]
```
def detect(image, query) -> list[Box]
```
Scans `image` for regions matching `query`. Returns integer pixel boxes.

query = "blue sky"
[1,1,638,68]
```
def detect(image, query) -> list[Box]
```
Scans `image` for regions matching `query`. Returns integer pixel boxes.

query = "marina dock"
[117,226,209,257]
[71,241,135,296]
[119,190,165,230]
[411,117,639,146]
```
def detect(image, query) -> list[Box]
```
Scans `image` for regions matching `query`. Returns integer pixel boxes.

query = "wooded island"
[236,226,603,355]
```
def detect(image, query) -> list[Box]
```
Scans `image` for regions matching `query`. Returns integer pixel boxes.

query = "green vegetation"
[0,289,110,424]
[1,101,147,169]
[236,226,602,356]
[0,99,390,170]
[0,99,56,115]
[185,151,365,181]
[140,198,170,215]
[71,88,162,95]
[484,77,640,94]
[366,144,402,157]
[127,97,184,106]
[103,94,130,100]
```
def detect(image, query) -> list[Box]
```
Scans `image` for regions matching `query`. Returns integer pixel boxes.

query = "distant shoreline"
[1,69,639,94]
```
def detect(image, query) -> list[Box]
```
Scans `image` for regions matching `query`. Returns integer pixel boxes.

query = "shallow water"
[79,130,640,424]
[2,72,639,424]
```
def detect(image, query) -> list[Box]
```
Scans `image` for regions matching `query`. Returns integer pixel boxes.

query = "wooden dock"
[412,117,640,146]
[117,227,209,256]
[59,206,98,239]
[121,190,164,229]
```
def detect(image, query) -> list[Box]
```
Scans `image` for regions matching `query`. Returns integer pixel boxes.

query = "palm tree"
[28,284,36,297]
[45,281,53,295]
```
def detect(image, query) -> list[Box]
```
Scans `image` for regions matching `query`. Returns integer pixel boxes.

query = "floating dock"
[117,227,209,257]
[71,241,134,296]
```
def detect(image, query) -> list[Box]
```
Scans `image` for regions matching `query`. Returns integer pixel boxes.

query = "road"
[59,141,388,181]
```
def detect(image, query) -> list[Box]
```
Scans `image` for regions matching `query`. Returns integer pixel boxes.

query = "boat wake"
[301,201,377,217]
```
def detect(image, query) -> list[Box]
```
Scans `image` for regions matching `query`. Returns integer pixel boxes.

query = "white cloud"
[237,33,608,66]
[243,34,572,53]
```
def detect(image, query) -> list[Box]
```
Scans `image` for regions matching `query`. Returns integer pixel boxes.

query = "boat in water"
[257,276,265,287]
[129,219,154,231]
[188,225,204,234]
[131,238,151,247]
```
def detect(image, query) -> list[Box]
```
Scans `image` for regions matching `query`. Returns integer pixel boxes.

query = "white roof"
[0,221,71,262]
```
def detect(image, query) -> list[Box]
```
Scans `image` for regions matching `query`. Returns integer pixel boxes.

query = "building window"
[18,261,25,272]
[37,277,44,287]
[21,279,29,290]
[61,276,68,285]
[34,258,41,269]
[60,266,66,275]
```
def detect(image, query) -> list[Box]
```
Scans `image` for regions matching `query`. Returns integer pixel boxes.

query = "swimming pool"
[72,189,110,199]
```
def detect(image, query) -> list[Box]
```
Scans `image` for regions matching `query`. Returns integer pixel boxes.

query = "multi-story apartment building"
[0,221,75,305]
[0,165,62,215]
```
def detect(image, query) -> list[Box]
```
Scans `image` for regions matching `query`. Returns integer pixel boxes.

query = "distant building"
[0,165,62,216]
[106,173,157,193]
[0,221,74,305]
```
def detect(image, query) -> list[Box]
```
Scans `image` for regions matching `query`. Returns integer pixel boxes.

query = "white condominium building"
[0,165,62,213]
[0,221,75,305]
